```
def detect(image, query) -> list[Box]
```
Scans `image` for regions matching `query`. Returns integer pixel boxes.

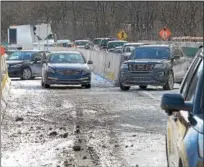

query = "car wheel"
[21,68,32,80]
[119,81,130,91]
[139,85,147,89]
[83,84,91,89]
[163,71,174,90]
[41,80,44,87]
[44,83,50,88]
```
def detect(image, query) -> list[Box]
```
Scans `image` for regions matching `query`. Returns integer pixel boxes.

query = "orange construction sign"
[0,46,5,55]
[159,27,171,40]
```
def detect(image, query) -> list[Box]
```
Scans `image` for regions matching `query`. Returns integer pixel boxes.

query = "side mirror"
[87,60,93,64]
[161,93,192,113]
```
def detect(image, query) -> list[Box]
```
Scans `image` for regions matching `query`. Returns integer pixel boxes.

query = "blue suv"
[161,47,203,167]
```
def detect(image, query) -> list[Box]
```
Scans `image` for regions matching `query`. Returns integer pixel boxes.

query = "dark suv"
[119,45,190,90]
[161,47,203,167]
[6,50,50,80]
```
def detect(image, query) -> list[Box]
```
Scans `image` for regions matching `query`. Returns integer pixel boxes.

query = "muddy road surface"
[1,74,179,167]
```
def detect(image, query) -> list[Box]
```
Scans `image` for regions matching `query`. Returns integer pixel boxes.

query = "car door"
[168,56,202,167]
[172,47,184,83]
[177,47,189,81]
[32,51,44,77]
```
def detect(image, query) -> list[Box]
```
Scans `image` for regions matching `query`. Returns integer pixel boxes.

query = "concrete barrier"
[0,52,11,122]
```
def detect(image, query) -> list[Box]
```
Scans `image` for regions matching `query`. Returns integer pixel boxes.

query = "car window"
[34,52,43,61]
[107,42,126,49]
[6,51,33,60]
[129,47,170,60]
[75,41,88,46]
[180,54,202,97]
[48,53,85,64]
[174,48,184,58]
[185,60,203,101]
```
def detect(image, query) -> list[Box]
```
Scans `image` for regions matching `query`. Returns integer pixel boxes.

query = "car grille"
[128,64,154,72]
[57,70,81,75]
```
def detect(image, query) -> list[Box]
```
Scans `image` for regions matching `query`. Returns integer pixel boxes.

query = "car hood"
[6,60,24,65]
[48,63,89,70]
[126,59,169,64]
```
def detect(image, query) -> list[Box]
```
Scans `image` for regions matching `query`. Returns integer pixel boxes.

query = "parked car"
[121,43,147,60]
[119,45,190,91]
[41,51,93,88]
[107,40,127,52]
[161,47,203,167]
[74,40,94,49]
[55,39,72,47]
[6,50,50,80]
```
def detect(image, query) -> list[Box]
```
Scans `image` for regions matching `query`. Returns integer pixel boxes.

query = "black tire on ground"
[83,84,91,89]
[20,68,32,80]
[41,80,44,87]
[163,71,174,90]
[119,82,130,91]
[139,85,148,89]
[44,83,50,88]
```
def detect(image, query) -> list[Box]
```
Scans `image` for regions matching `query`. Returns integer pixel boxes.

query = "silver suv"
[119,45,191,90]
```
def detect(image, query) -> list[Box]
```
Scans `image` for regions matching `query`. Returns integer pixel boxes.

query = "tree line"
[1,1,203,42]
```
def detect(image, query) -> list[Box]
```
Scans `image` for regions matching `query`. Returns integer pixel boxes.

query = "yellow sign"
[117,30,127,40]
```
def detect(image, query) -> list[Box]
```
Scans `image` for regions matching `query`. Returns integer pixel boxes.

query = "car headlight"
[154,63,166,68]
[47,66,55,73]
[121,63,128,69]
[198,133,203,158]
[10,64,22,68]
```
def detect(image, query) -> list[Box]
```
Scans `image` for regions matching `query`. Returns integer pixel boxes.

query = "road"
[1,73,179,167]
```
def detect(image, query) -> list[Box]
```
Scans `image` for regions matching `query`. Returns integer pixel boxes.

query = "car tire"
[83,84,91,89]
[139,85,147,89]
[119,81,130,91]
[21,68,32,80]
[41,80,44,87]
[163,71,174,90]
[44,83,50,88]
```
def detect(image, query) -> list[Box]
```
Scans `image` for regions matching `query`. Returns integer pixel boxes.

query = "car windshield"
[100,39,110,46]
[107,42,126,49]
[130,47,170,60]
[6,51,33,60]
[75,41,88,46]
[48,53,85,64]
[123,45,140,52]
[93,39,102,45]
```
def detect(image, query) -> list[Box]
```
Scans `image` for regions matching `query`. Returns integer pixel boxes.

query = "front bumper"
[8,67,21,77]
[45,73,91,85]
[120,70,169,86]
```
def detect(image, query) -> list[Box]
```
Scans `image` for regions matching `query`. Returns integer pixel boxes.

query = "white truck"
[7,24,56,50]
